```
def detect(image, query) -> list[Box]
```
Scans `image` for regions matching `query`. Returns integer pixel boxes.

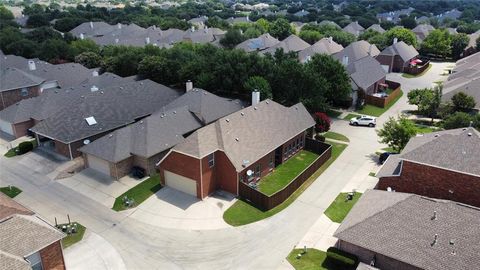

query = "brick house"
[0,192,66,270]
[376,40,419,73]
[78,89,244,179]
[376,128,480,207]
[158,98,315,198]
[334,189,480,270]
[0,67,44,111]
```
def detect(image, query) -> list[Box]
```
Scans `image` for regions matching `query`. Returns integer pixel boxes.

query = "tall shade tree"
[451,33,469,60]
[75,52,102,68]
[451,91,476,112]
[220,28,245,48]
[377,116,417,153]
[0,5,14,20]
[420,29,452,58]
[384,27,417,47]
[269,18,294,40]
[243,76,272,100]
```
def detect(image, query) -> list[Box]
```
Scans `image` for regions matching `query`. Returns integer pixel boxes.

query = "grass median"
[112,174,162,211]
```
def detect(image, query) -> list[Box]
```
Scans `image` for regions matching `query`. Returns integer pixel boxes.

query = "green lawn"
[60,222,86,249]
[402,64,432,78]
[355,90,404,117]
[0,186,22,198]
[3,140,38,158]
[324,192,362,223]
[343,113,361,120]
[368,172,376,177]
[322,132,349,143]
[258,151,319,196]
[287,248,354,270]
[381,147,396,153]
[112,174,162,211]
[326,109,342,118]
[223,142,347,226]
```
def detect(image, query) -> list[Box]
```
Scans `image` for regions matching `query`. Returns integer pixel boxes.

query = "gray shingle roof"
[31,80,181,143]
[261,34,310,55]
[343,21,364,36]
[0,68,44,92]
[333,40,380,63]
[334,189,480,270]
[172,100,315,171]
[366,24,385,34]
[413,24,435,41]
[298,37,343,63]
[79,89,243,161]
[379,41,419,62]
[346,56,386,92]
[70,21,113,37]
[235,33,280,52]
[318,20,341,29]
[0,251,30,270]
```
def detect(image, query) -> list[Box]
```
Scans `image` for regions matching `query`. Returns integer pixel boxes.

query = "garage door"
[87,154,110,176]
[381,65,390,73]
[164,170,197,196]
[0,119,13,136]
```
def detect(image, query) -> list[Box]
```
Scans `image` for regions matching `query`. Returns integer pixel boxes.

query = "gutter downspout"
[199,158,203,199]
[0,92,5,109]
[68,143,73,160]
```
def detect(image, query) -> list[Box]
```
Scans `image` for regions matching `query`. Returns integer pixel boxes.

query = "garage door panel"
[87,155,110,176]
[164,170,197,196]
[0,119,14,136]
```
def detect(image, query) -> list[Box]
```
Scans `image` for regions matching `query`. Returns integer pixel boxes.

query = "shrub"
[326,247,358,268]
[314,112,331,133]
[17,141,34,155]
[315,134,326,142]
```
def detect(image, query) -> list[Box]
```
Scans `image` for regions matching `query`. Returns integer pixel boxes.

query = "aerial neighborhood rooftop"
[1,0,480,270]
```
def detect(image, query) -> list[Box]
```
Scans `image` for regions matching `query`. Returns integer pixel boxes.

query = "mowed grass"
[0,186,22,198]
[223,142,347,226]
[402,63,432,78]
[324,192,362,223]
[112,174,162,211]
[287,248,354,270]
[343,113,361,120]
[258,150,319,196]
[322,132,349,143]
[355,90,404,117]
[60,222,86,249]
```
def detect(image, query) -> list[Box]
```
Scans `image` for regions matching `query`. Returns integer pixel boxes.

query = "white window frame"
[21,87,29,96]
[208,153,215,168]
[26,252,43,270]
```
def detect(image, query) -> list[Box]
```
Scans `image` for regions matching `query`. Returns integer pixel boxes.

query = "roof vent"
[431,211,437,220]
[235,138,239,142]
[266,101,269,104]
[467,132,472,136]
[83,139,90,145]
[140,120,144,124]
[173,111,176,114]
[241,112,245,116]
[90,85,99,92]
[85,116,97,126]
[109,134,113,138]
[431,234,438,247]
[462,128,467,131]
[434,134,439,137]
[254,107,257,110]
[226,118,230,122]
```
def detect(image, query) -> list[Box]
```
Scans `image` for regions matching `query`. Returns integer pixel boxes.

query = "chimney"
[92,70,99,77]
[251,91,260,106]
[90,85,99,92]
[115,38,119,44]
[28,60,36,71]
[186,80,193,92]
[247,15,249,21]
[117,23,122,29]
[90,21,93,29]
[342,55,349,66]
[145,37,150,44]
[368,44,373,55]
[153,25,156,30]
[191,26,195,32]
[393,37,398,44]
[328,36,333,43]
[80,33,85,40]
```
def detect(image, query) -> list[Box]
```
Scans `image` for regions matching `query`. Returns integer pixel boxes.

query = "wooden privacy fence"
[365,80,401,108]
[239,139,332,211]
[404,60,430,75]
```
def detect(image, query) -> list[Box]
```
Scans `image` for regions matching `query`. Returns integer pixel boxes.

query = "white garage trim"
[0,119,14,136]
[164,170,197,196]
[87,154,111,176]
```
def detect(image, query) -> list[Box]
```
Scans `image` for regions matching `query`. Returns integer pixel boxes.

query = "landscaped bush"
[314,112,331,133]
[315,134,326,142]
[326,247,358,268]
[17,141,34,155]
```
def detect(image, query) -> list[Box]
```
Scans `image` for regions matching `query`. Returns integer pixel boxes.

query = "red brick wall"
[0,85,41,110]
[159,151,201,198]
[215,151,238,195]
[337,240,421,270]
[111,157,134,179]
[12,120,34,138]
[377,161,480,207]
[376,55,408,73]
[39,240,66,270]
[201,154,215,198]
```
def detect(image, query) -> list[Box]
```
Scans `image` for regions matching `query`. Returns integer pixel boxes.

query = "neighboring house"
[376,7,414,23]
[366,24,385,34]
[261,34,310,55]
[298,37,343,63]
[333,40,380,64]
[293,9,310,17]
[0,68,44,111]
[79,89,244,179]
[158,98,314,198]
[343,21,364,37]
[0,192,66,270]
[334,189,480,270]
[28,80,180,159]
[226,16,250,25]
[376,40,419,73]
[377,128,480,208]
[446,27,458,35]
[188,16,208,29]
[318,20,341,29]
[183,27,225,44]
[291,21,305,33]
[436,9,462,22]
[463,30,480,56]
[235,33,280,53]
[416,16,431,24]
[412,24,435,42]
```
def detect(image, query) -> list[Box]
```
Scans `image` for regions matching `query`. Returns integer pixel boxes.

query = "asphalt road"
[0,62,450,270]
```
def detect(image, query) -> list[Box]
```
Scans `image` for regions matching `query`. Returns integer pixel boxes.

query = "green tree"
[75,51,102,68]
[71,39,100,55]
[384,27,417,47]
[299,30,322,44]
[54,17,87,32]
[377,116,417,152]
[220,28,245,49]
[420,29,452,58]
[5,39,37,58]
[270,18,293,40]
[442,112,474,129]
[451,92,476,112]
[477,36,480,50]
[408,87,442,121]
[451,33,469,60]
[38,39,74,62]
[400,17,417,29]
[255,18,270,33]
[26,14,50,28]
[243,76,272,100]
[243,27,262,39]
[0,5,14,20]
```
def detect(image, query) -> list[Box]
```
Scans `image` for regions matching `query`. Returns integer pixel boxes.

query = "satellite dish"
[246,170,254,176]
[387,187,392,192]
[83,139,90,145]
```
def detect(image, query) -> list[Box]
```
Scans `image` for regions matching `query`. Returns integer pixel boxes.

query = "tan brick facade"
[377,161,480,207]
[337,240,421,270]
[39,240,66,270]
[0,85,41,110]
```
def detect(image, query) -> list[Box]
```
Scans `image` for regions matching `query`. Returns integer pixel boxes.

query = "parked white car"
[350,115,376,127]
